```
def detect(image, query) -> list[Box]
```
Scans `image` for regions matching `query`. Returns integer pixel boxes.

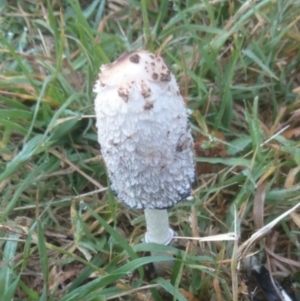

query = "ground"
[0,0,300,300]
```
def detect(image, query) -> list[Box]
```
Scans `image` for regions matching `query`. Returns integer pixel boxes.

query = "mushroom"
[93,50,195,273]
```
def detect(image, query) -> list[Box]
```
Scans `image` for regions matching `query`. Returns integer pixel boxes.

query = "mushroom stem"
[144,208,175,275]
[144,209,174,245]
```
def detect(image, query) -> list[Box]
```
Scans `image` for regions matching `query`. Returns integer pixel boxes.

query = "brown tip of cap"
[98,50,172,87]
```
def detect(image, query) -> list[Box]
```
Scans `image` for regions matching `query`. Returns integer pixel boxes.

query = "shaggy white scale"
[94,50,195,210]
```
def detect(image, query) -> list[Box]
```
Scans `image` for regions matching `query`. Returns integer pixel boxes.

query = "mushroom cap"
[94,50,195,209]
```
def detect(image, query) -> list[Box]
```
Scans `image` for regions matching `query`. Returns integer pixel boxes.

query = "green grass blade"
[154,278,187,301]
[86,204,143,278]
[0,233,19,297]
[37,220,49,301]
[141,0,154,51]
[0,158,55,222]
[243,48,278,80]
[196,157,251,167]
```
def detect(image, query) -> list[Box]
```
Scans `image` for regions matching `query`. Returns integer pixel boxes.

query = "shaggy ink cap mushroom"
[94,50,195,210]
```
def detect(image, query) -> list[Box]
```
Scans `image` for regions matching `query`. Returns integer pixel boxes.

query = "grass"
[1,0,300,300]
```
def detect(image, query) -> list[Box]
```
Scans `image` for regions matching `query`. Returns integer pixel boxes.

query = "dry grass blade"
[231,208,239,301]
[106,284,159,301]
[49,149,104,189]
[253,182,267,229]
[284,166,300,189]
[175,232,238,242]
[238,202,300,260]
[290,211,300,228]
[266,247,300,270]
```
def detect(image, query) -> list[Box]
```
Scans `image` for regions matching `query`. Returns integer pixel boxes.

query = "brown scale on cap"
[160,70,171,82]
[140,81,151,99]
[176,141,187,152]
[118,87,129,102]
[152,73,159,80]
[144,102,154,110]
[108,139,118,147]
[129,53,140,63]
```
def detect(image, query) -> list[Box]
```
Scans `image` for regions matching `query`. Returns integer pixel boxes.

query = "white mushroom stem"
[144,208,175,275]
[144,209,174,245]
